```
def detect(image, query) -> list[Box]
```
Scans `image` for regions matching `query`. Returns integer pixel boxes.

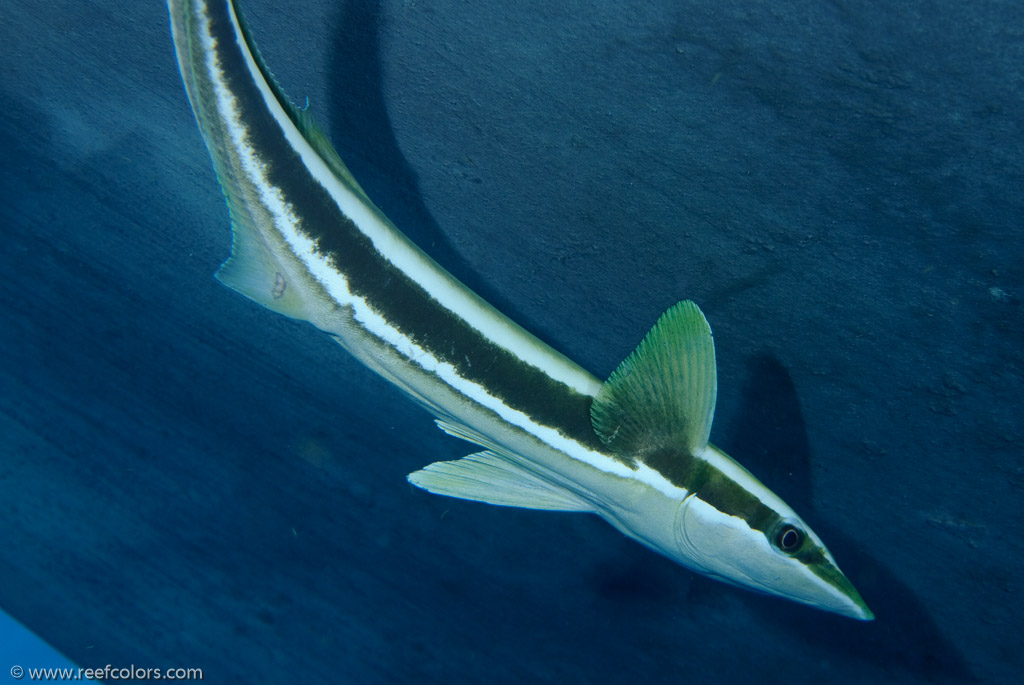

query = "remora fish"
[168,0,873,620]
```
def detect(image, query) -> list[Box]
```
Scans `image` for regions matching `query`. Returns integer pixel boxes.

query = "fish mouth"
[804,558,875,621]
[754,576,874,620]
[781,565,874,621]
[829,575,875,621]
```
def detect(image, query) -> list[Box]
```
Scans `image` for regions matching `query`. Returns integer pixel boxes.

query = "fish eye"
[775,524,804,554]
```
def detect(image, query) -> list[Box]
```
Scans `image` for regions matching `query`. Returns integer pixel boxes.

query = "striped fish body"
[168,0,872,620]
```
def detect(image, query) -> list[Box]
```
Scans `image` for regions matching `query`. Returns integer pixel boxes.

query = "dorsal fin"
[234,4,372,203]
[590,300,717,459]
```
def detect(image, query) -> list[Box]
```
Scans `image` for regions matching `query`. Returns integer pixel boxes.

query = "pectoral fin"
[590,300,717,459]
[408,452,593,512]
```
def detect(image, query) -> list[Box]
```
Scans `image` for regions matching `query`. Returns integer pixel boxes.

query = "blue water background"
[1,1,1021,683]
[0,610,77,677]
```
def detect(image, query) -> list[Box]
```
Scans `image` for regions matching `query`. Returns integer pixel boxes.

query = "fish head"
[591,301,873,619]
[672,447,874,620]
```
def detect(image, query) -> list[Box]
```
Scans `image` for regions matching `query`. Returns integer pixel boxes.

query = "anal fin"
[214,204,310,320]
[408,451,593,512]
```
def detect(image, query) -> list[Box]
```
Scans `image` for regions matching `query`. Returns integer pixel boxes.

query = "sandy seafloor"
[1,1,1021,683]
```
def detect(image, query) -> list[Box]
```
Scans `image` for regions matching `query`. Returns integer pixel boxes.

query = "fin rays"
[590,300,717,459]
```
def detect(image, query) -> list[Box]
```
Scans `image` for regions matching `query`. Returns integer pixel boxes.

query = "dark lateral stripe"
[196,0,604,451]
[646,447,777,533]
